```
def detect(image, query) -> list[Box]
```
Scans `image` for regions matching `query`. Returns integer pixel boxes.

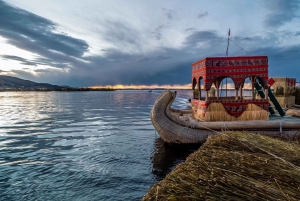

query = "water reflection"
[0,90,199,200]
[151,138,201,180]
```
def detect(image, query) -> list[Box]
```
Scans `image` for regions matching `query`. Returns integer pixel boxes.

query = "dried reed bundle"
[204,103,236,122]
[295,87,300,105]
[195,103,268,121]
[142,132,300,201]
[274,96,296,108]
[286,109,300,117]
[237,103,269,121]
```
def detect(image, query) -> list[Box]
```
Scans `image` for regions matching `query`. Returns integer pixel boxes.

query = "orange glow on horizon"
[89,84,192,90]
[89,82,254,90]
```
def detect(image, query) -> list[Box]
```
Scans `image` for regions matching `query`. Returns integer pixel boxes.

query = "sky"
[0,0,300,87]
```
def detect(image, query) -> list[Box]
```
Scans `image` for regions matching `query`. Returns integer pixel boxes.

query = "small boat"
[149,90,152,92]
[151,56,300,144]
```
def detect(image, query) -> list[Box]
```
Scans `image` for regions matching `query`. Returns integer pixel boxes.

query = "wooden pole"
[251,77,255,100]
[226,78,228,97]
[215,79,220,100]
[199,81,201,100]
[240,85,243,100]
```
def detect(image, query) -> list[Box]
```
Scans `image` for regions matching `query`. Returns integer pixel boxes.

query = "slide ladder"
[254,83,285,116]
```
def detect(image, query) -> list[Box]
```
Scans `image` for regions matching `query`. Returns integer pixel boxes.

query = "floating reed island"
[142,131,300,201]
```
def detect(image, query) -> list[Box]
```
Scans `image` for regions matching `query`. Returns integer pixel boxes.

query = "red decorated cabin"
[191,56,270,121]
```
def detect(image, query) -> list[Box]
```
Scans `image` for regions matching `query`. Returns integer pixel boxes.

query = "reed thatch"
[238,103,269,121]
[272,77,295,96]
[194,103,268,121]
[286,108,300,117]
[273,96,296,108]
[142,132,300,201]
[296,87,300,105]
[271,77,297,108]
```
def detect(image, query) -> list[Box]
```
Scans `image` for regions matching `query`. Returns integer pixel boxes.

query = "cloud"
[0,0,89,67]
[136,55,172,63]
[33,69,51,73]
[0,1,190,86]
[9,69,38,79]
[184,30,226,52]
[151,25,167,40]
[230,30,300,55]
[129,62,192,85]
[101,20,139,49]
[197,11,208,18]
[1,55,37,66]
[263,0,300,28]
[161,8,174,20]
[1,1,300,87]
[252,45,300,60]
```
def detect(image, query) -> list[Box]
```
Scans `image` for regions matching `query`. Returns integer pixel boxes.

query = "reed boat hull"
[150,90,300,144]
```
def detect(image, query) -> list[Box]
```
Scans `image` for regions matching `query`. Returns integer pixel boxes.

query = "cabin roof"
[192,56,268,65]
[192,55,269,90]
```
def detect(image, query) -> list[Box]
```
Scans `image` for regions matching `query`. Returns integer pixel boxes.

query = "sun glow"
[89,83,254,90]
[89,84,192,90]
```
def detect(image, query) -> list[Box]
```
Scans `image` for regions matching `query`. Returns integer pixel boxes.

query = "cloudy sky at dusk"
[0,0,300,87]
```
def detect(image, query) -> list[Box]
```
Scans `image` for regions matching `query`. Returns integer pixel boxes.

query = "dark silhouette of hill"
[0,75,64,90]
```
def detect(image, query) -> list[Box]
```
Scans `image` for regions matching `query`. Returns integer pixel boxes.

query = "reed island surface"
[142,131,300,200]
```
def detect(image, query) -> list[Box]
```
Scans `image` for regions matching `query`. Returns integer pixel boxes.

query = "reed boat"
[151,90,300,144]
[151,55,300,144]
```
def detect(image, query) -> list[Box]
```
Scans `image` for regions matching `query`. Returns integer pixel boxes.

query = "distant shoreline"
[0,88,259,92]
[0,88,116,92]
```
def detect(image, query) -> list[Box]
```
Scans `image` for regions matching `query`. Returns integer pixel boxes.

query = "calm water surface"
[0,90,198,200]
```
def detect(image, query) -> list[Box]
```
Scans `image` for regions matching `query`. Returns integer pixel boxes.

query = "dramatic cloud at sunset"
[1,0,300,87]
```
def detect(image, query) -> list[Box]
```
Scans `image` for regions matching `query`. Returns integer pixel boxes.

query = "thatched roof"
[142,132,300,200]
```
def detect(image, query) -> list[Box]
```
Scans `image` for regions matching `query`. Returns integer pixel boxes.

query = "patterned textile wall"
[192,56,268,90]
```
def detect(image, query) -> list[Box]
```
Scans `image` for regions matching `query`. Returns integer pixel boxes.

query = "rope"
[229,38,249,54]
[229,38,278,76]
[222,122,227,132]
[280,122,282,134]
[194,122,223,135]
[191,121,197,129]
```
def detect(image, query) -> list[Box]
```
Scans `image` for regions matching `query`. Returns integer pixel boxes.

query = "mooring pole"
[226,78,227,97]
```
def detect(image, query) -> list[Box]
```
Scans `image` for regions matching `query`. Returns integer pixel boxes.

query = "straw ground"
[142,132,300,200]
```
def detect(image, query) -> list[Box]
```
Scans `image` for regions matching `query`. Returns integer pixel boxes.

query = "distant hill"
[0,75,66,91]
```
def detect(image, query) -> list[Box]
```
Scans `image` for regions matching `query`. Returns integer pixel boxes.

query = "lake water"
[0,90,199,200]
